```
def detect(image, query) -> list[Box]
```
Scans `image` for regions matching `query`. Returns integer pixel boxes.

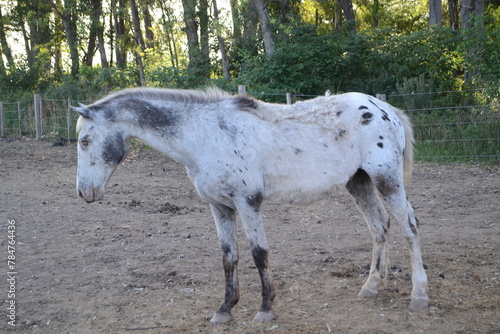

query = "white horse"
[74,87,429,324]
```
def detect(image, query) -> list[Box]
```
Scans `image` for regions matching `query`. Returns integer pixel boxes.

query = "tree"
[0,6,15,72]
[112,0,128,69]
[429,0,442,26]
[338,0,355,23]
[251,0,275,55]
[448,0,459,29]
[129,0,146,85]
[460,0,484,30]
[89,0,109,68]
[159,1,179,68]
[51,0,80,76]
[181,0,210,78]
[213,0,231,80]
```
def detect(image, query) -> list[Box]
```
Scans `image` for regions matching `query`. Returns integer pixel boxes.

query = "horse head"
[73,104,128,203]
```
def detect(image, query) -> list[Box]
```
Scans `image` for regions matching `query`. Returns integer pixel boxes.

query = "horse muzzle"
[77,186,105,203]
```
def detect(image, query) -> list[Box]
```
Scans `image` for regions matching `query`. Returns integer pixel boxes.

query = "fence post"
[238,85,246,96]
[34,94,42,141]
[286,93,292,105]
[67,98,72,142]
[17,101,22,137]
[376,93,386,102]
[0,102,4,137]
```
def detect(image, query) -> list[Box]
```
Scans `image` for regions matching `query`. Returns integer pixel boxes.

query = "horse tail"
[394,107,415,183]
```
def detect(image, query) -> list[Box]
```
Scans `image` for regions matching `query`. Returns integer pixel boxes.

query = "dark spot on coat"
[359,105,369,110]
[251,245,276,309]
[221,243,232,256]
[102,132,126,166]
[379,136,384,140]
[368,99,391,122]
[218,115,238,139]
[252,246,268,270]
[336,111,343,116]
[246,191,263,212]
[234,96,258,110]
[377,142,384,148]
[361,112,373,125]
[374,175,398,196]
[293,147,303,154]
[119,98,178,130]
[408,216,418,235]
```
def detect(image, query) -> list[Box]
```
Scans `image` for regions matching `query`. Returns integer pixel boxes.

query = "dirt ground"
[0,140,499,334]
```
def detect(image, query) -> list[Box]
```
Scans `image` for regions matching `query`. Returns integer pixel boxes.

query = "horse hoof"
[210,311,232,325]
[409,297,429,310]
[358,288,378,298]
[253,310,276,323]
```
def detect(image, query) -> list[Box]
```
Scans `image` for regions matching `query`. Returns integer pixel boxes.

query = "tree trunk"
[51,0,80,76]
[0,7,15,70]
[460,0,484,30]
[129,0,146,86]
[213,0,231,80]
[448,0,459,30]
[338,0,355,21]
[229,0,242,43]
[142,4,154,49]
[85,30,97,67]
[460,0,485,82]
[334,0,342,28]
[429,0,442,26]
[113,0,128,69]
[23,1,52,71]
[159,2,179,68]
[251,0,275,55]
[199,0,210,77]
[90,0,108,68]
[182,0,208,77]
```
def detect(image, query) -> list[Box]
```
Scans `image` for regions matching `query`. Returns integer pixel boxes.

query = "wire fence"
[0,87,499,163]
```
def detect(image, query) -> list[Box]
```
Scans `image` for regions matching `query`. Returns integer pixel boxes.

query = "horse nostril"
[78,190,84,199]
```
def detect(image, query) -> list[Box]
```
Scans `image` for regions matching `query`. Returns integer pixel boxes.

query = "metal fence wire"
[0,87,499,163]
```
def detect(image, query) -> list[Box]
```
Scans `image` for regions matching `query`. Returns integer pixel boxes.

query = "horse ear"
[72,103,92,119]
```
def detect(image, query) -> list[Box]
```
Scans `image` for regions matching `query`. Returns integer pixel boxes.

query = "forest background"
[0,0,499,162]
[0,0,499,101]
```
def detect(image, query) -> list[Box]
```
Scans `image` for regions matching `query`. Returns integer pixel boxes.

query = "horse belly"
[261,127,359,204]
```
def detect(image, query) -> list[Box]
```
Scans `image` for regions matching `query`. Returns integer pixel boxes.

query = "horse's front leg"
[237,194,277,323]
[209,204,240,325]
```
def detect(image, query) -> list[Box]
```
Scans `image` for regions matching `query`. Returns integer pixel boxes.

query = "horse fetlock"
[210,311,232,325]
[253,310,276,323]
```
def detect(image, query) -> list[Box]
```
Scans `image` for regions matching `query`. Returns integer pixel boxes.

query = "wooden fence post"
[238,85,246,96]
[286,93,292,105]
[0,102,4,137]
[376,93,386,102]
[34,94,42,141]
[18,101,22,137]
[67,98,72,141]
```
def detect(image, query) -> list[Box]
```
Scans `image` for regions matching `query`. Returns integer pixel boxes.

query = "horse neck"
[124,109,199,171]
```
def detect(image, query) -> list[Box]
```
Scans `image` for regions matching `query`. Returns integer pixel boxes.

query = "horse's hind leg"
[381,187,429,310]
[209,204,240,325]
[346,169,391,298]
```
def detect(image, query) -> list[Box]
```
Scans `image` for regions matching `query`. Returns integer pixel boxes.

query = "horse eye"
[81,139,90,147]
